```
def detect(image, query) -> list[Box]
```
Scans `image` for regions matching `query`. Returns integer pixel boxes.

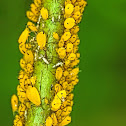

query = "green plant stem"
[25,0,64,125]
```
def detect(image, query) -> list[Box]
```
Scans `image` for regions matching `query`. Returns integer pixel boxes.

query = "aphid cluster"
[11,0,87,125]
[46,0,87,126]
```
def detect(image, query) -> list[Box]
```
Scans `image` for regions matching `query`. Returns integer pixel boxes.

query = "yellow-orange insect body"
[65,4,74,15]
[11,94,18,112]
[56,67,63,80]
[27,21,38,32]
[64,18,75,29]
[57,48,66,59]
[26,86,41,106]
[18,28,30,44]
[41,7,48,20]
[46,116,53,126]
[53,32,59,40]
[36,32,46,50]
[26,11,38,22]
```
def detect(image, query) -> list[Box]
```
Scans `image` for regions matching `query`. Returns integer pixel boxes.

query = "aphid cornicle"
[34,0,42,7]
[36,32,46,50]
[11,94,18,112]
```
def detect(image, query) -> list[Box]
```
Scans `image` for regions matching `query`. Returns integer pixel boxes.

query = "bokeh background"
[0,0,126,125]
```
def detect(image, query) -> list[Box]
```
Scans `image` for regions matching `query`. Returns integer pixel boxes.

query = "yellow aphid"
[11,94,18,112]
[66,93,74,100]
[73,46,78,53]
[26,86,41,106]
[26,63,33,73]
[51,98,61,111]
[19,44,27,55]
[71,79,79,85]
[18,28,29,44]
[30,3,39,16]
[25,43,32,49]
[68,53,76,60]
[41,7,48,20]
[61,32,71,41]
[70,67,79,76]
[59,116,71,126]
[58,39,64,47]
[36,32,46,50]
[63,71,69,77]
[51,113,58,126]
[66,43,73,52]
[66,83,74,91]
[27,21,38,32]
[56,90,67,99]
[14,118,23,126]
[20,58,26,70]
[80,6,85,13]
[73,11,81,20]
[45,98,49,105]
[76,53,80,58]
[18,70,24,80]
[78,0,87,6]
[57,47,66,59]
[65,4,74,15]
[62,81,68,90]
[74,6,80,12]
[46,116,53,126]
[34,0,42,7]
[55,84,62,93]
[53,32,59,40]
[13,115,23,126]
[70,59,80,67]
[17,86,27,103]
[70,34,77,43]
[74,39,80,45]
[26,102,31,109]
[59,77,66,84]
[64,60,70,66]
[71,25,79,34]
[62,100,73,107]
[72,0,76,4]
[26,11,38,22]
[61,106,72,116]
[64,18,75,29]
[65,0,71,6]
[56,109,62,117]
[76,16,82,24]
[30,76,36,85]
[56,67,63,80]
[18,103,26,116]
[24,50,34,64]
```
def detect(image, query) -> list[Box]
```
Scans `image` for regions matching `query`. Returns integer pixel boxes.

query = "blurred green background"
[0,0,126,125]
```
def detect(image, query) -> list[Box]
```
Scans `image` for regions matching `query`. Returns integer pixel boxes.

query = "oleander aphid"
[12,0,87,125]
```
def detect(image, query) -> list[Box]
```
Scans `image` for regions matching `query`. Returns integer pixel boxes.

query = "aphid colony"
[11,0,87,125]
